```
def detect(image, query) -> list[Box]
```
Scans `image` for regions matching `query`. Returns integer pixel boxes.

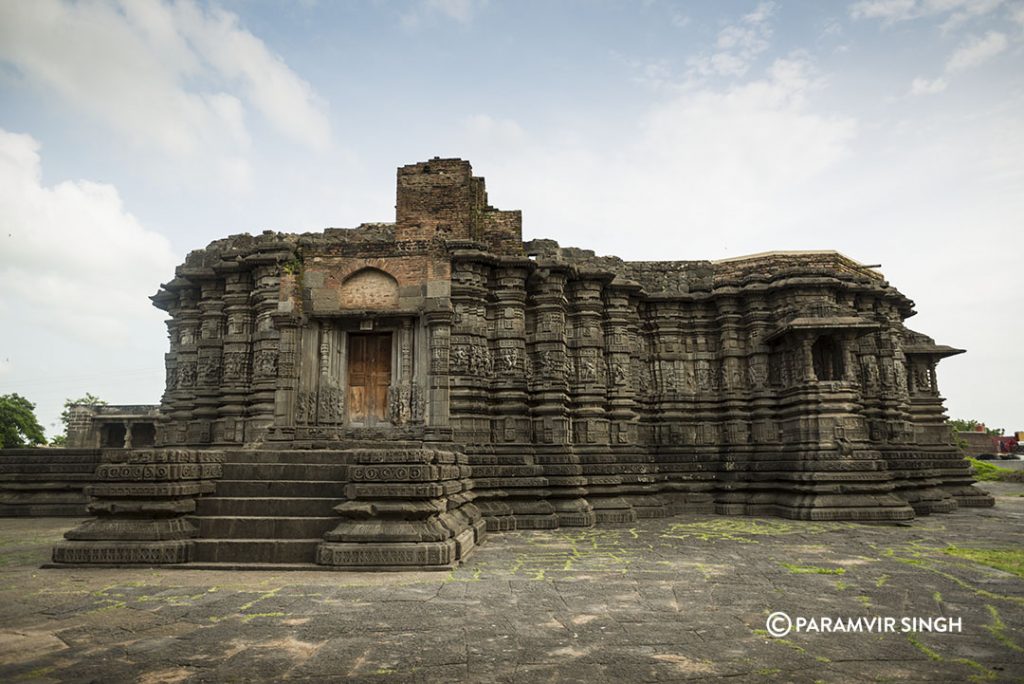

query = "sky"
[0,0,1021,439]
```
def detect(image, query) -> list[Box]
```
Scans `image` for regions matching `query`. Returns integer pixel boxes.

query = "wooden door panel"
[348,386,368,423]
[347,333,392,425]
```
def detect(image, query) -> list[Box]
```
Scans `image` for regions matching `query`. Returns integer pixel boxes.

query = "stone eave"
[307,308,424,320]
[764,316,881,344]
[903,344,965,359]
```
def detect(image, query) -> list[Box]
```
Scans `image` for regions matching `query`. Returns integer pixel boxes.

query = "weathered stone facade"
[50,158,992,569]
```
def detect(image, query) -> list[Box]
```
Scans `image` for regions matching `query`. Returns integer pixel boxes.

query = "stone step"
[0,448,101,459]
[0,504,88,517]
[196,497,340,517]
[221,451,362,465]
[191,539,322,564]
[180,562,324,571]
[193,516,338,539]
[219,463,349,481]
[0,464,98,474]
[214,480,346,498]
[0,473,97,482]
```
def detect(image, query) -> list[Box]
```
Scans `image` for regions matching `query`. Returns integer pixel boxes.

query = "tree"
[59,393,107,440]
[949,418,1003,436]
[0,393,46,448]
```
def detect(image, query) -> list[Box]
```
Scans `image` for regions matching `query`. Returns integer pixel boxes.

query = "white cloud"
[908,30,1007,95]
[670,10,691,28]
[460,55,855,259]
[850,0,1004,23]
[0,129,177,340]
[427,0,478,23]
[0,129,178,436]
[0,0,330,180]
[940,0,1004,31]
[687,2,777,78]
[909,75,949,94]
[850,0,917,21]
[945,30,1008,70]
[171,2,331,149]
[401,0,484,28]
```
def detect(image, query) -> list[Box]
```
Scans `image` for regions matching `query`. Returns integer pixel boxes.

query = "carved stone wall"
[43,157,992,568]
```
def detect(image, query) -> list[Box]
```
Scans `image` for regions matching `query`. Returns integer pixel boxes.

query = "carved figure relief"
[318,385,344,424]
[915,365,931,392]
[862,355,879,389]
[295,391,316,425]
[254,350,278,378]
[223,352,248,382]
[176,361,196,388]
[747,358,767,388]
[198,357,221,384]
[635,359,650,393]
[387,385,411,425]
[611,360,628,386]
[893,360,908,394]
[577,354,598,383]
[501,348,520,375]
[453,347,469,373]
[410,384,425,423]
[879,357,894,389]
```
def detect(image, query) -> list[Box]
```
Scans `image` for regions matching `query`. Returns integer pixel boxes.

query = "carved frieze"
[198,356,221,384]
[254,350,278,378]
[222,352,249,382]
[176,361,196,388]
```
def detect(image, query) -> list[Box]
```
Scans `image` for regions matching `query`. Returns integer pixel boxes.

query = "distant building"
[65,404,159,449]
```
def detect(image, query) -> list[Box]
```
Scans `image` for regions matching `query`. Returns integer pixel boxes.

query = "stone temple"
[49,158,993,569]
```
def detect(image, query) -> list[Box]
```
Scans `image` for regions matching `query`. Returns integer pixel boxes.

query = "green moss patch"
[944,547,1024,579]
[966,458,1019,482]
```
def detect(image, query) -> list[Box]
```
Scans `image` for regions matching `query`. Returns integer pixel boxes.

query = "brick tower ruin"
[50,158,993,569]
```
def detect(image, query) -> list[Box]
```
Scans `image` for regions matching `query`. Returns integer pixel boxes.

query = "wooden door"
[347,333,392,425]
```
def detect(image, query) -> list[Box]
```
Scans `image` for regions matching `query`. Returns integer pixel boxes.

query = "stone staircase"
[0,448,101,517]
[189,450,350,566]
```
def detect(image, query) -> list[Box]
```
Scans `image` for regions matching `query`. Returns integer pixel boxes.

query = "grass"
[966,457,1019,482]
[944,547,1024,579]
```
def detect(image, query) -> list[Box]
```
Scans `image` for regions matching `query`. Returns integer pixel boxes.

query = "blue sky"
[0,0,1021,437]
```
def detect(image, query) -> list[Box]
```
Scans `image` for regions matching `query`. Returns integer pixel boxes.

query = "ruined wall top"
[156,159,912,318]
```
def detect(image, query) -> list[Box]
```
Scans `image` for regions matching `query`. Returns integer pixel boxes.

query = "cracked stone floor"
[1,482,1022,683]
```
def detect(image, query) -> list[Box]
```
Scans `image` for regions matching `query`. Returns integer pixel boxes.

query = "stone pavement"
[1,482,1022,683]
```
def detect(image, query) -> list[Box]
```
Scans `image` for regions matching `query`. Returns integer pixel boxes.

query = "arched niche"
[339,268,399,310]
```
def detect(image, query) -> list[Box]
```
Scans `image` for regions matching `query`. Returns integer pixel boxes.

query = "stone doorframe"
[278,314,428,432]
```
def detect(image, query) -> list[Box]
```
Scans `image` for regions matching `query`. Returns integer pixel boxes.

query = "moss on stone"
[943,547,1024,579]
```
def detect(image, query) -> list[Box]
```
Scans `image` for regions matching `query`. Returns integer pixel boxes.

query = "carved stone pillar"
[423,304,453,440]
[387,319,415,426]
[449,258,492,444]
[194,279,225,443]
[219,269,253,444]
[800,334,816,383]
[490,261,530,444]
[248,261,284,439]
